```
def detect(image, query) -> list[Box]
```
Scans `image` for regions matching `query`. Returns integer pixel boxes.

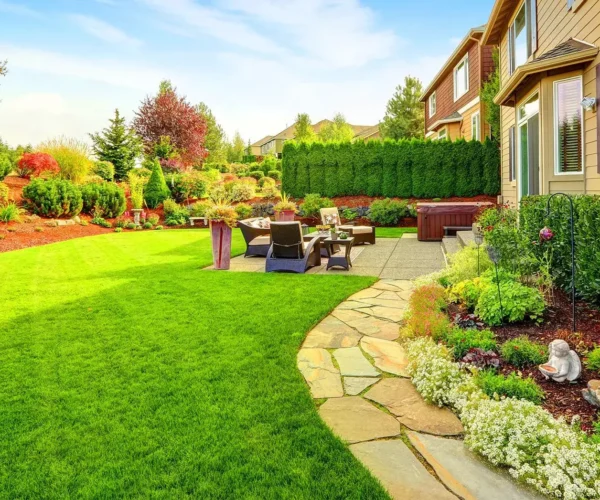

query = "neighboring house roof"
[427,112,463,132]
[494,39,599,105]
[354,124,381,139]
[251,135,273,147]
[267,119,378,141]
[481,0,520,46]
[421,26,486,101]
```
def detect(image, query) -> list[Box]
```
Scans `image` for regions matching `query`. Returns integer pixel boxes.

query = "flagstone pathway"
[297,279,546,500]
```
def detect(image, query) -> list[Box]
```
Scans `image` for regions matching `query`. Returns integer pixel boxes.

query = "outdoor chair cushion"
[250,218,271,229]
[249,235,270,246]
[347,226,373,235]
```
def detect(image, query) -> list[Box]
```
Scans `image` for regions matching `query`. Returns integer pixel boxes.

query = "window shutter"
[509,126,515,181]
[529,0,538,54]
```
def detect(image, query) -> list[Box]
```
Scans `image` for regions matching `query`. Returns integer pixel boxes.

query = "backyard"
[0,230,388,498]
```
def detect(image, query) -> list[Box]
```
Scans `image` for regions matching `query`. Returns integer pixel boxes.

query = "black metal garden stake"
[474,226,484,276]
[545,193,577,333]
[486,246,503,321]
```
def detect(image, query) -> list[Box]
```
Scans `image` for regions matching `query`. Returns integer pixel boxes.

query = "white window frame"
[429,92,437,118]
[438,128,448,140]
[553,76,584,176]
[454,54,469,101]
[471,112,481,141]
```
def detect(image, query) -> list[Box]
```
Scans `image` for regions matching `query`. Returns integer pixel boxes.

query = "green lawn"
[308,226,416,238]
[0,230,388,499]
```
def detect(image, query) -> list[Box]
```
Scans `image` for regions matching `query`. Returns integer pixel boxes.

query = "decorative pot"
[275,210,295,222]
[131,208,143,225]
[330,231,338,240]
[210,220,232,270]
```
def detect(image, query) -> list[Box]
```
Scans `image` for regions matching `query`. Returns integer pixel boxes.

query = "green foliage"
[475,279,545,326]
[196,102,226,163]
[226,181,255,202]
[234,203,253,219]
[80,182,126,218]
[341,208,357,221]
[480,48,501,143]
[163,198,189,226]
[125,222,136,230]
[475,370,545,404]
[445,244,493,286]
[190,201,211,217]
[585,348,600,372]
[0,202,23,223]
[381,76,424,140]
[38,136,93,183]
[226,131,245,163]
[318,113,355,143]
[0,182,8,205]
[22,178,83,218]
[294,113,317,142]
[501,337,548,368]
[114,227,123,233]
[90,110,141,181]
[282,139,499,198]
[0,152,11,180]
[144,159,170,208]
[367,198,408,226]
[165,172,207,203]
[93,160,115,181]
[300,193,335,218]
[267,170,281,181]
[520,194,600,306]
[445,328,497,360]
[248,171,264,180]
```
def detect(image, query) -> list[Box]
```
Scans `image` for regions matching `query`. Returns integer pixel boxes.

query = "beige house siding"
[460,102,485,140]
[496,0,600,205]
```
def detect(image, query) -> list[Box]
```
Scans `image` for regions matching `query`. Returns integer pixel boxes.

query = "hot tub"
[417,202,492,241]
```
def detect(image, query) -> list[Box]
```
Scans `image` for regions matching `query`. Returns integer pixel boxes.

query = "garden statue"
[539,339,581,383]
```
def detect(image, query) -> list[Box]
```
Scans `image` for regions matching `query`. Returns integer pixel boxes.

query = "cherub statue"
[539,339,581,383]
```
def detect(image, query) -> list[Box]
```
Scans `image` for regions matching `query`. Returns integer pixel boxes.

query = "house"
[421,26,496,141]
[482,0,600,204]
[251,120,380,157]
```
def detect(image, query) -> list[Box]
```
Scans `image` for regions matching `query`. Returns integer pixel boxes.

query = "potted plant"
[205,200,238,270]
[129,173,145,225]
[273,192,297,222]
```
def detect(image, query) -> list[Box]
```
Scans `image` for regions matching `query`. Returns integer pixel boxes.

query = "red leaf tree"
[133,82,208,167]
[18,152,60,178]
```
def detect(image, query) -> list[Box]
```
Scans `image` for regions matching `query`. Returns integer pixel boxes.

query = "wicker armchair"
[266,222,321,273]
[239,218,271,257]
[320,207,376,245]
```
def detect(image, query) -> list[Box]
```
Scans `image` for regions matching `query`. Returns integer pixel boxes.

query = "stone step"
[442,237,461,258]
[457,230,475,248]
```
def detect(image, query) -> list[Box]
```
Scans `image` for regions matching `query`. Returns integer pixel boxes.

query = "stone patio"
[213,234,446,278]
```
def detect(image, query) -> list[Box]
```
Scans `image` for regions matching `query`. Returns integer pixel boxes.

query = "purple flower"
[539,226,554,241]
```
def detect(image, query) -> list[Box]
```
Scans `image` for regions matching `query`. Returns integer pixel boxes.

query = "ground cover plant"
[0,230,386,499]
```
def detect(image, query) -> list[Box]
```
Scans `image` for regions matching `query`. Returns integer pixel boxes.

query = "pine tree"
[90,109,141,181]
[481,49,501,143]
[144,158,170,208]
[381,76,425,140]
[196,102,226,163]
[294,113,316,142]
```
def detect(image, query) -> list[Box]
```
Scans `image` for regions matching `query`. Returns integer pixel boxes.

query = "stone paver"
[350,440,457,500]
[345,317,399,340]
[365,379,463,436]
[360,337,409,377]
[343,376,379,395]
[319,397,400,443]
[303,316,362,348]
[362,305,406,323]
[348,288,383,300]
[297,348,343,398]
[334,347,379,377]
[331,308,369,323]
[406,431,545,500]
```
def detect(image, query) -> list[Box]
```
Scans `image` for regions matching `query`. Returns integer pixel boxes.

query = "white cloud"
[69,14,143,48]
[0,0,39,17]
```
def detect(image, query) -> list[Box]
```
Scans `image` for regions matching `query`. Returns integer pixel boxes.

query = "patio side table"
[324,237,354,270]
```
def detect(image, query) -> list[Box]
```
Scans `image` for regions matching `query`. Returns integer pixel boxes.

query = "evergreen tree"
[143,158,170,208]
[294,113,316,142]
[196,102,226,163]
[318,113,355,142]
[481,49,501,143]
[226,132,245,162]
[90,109,141,181]
[381,76,425,140]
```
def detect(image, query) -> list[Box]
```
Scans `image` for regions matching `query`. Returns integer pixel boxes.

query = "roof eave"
[427,116,463,132]
[494,47,599,106]
[481,0,506,46]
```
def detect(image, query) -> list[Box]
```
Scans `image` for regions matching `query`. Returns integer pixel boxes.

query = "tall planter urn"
[210,220,233,270]
[275,210,295,222]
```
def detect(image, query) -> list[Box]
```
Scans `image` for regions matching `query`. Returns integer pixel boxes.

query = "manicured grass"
[375,227,417,238]
[0,230,387,499]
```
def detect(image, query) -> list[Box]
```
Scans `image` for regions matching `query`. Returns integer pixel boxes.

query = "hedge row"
[520,195,600,305]
[281,139,500,199]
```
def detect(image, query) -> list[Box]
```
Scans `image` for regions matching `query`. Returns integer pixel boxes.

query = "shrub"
[163,198,189,226]
[142,222,153,229]
[367,198,408,226]
[37,137,93,183]
[403,284,452,340]
[155,225,163,230]
[462,348,501,369]
[190,201,211,217]
[234,203,253,219]
[125,222,136,230]
[114,227,123,233]
[445,328,497,360]
[22,178,83,217]
[93,160,115,181]
[165,171,207,203]
[17,152,60,179]
[475,371,545,404]
[144,159,170,208]
[475,280,545,326]
[80,182,126,218]
[0,153,11,180]
[341,208,357,221]
[300,193,335,218]
[258,176,276,189]
[445,244,493,286]
[585,348,600,372]
[0,182,8,205]
[449,278,485,309]
[0,203,24,223]
[226,181,255,202]
[501,336,548,368]
[247,170,264,181]
[261,183,280,200]
[267,170,281,181]
[147,214,160,225]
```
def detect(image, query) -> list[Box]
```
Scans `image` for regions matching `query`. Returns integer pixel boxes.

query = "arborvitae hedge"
[282,139,500,199]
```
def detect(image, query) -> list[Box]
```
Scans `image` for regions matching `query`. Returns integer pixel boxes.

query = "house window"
[471,112,480,141]
[508,0,537,75]
[429,92,437,117]
[438,128,448,140]
[554,77,583,174]
[568,0,586,11]
[454,55,469,100]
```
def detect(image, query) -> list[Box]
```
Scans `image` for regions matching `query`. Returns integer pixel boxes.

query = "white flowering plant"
[405,337,600,499]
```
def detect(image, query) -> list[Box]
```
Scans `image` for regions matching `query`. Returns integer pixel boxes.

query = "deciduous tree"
[226,132,245,163]
[197,102,226,163]
[381,76,425,140]
[481,49,500,144]
[318,113,354,142]
[90,109,141,181]
[133,81,208,167]
[294,113,316,142]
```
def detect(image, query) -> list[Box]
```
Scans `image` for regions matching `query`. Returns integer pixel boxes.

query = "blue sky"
[0,0,495,147]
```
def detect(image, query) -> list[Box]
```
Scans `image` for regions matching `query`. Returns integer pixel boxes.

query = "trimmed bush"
[475,371,545,405]
[80,182,126,218]
[267,170,281,181]
[501,336,548,368]
[445,328,497,360]
[22,178,83,218]
[300,193,334,218]
[93,160,115,181]
[367,198,408,226]
[282,138,500,199]
[144,159,170,209]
